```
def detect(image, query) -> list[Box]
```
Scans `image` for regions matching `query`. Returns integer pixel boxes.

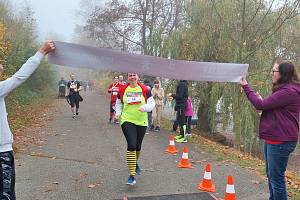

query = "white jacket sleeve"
[139,96,155,112]
[115,98,123,116]
[0,52,44,97]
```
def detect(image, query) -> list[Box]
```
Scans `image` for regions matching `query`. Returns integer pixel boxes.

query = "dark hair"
[179,80,188,87]
[273,61,300,90]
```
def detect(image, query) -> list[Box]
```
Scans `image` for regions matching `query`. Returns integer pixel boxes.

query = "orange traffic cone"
[224,176,236,200]
[165,135,178,154]
[177,146,193,168]
[198,164,216,192]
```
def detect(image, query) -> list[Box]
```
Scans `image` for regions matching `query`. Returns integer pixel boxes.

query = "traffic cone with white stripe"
[165,135,178,154]
[177,146,193,168]
[198,163,216,192]
[224,175,236,200]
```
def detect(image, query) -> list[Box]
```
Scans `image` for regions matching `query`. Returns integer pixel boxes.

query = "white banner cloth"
[48,41,248,82]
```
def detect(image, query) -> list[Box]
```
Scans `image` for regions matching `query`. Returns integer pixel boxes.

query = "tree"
[0,21,11,79]
[162,0,300,153]
[84,0,185,54]
[0,1,56,106]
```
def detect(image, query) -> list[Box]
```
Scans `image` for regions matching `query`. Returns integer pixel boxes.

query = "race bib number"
[127,92,142,105]
[113,92,118,96]
[70,82,77,89]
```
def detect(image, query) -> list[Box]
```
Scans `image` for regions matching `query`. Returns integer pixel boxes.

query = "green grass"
[216,155,224,161]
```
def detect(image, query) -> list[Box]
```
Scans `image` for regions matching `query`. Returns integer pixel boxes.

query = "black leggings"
[176,108,186,135]
[172,116,191,134]
[185,116,192,134]
[121,122,147,151]
[109,102,115,119]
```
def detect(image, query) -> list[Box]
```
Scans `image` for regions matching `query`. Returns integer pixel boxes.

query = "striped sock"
[126,150,136,176]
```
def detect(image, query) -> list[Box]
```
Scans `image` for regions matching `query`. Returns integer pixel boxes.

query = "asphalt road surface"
[15,90,269,200]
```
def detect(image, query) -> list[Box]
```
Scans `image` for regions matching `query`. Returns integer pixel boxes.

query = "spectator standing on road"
[0,41,55,200]
[58,77,67,98]
[240,60,300,200]
[151,80,164,132]
[143,79,154,130]
[118,75,126,85]
[168,80,188,143]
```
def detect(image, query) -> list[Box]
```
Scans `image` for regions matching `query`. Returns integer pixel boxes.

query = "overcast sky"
[9,0,285,43]
[10,0,84,42]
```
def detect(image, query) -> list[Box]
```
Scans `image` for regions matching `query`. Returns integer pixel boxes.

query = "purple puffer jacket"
[242,83,300,141]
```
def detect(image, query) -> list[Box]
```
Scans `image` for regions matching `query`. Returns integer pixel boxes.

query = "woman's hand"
[239,77,248,86]
[138,107,145,112]
[167,93,173,101]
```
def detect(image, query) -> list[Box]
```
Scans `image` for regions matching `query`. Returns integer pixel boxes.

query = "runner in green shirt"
[115,73,155,186]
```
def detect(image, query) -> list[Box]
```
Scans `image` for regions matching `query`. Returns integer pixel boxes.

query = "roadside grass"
[8,92,56,153]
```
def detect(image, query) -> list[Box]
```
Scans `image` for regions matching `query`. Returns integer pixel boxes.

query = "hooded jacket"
[172,80,188,111]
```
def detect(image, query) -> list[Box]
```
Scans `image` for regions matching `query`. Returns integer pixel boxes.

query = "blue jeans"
[264,141,297,200]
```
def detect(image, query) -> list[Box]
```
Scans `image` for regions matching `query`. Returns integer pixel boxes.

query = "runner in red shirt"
[108,76,121,123]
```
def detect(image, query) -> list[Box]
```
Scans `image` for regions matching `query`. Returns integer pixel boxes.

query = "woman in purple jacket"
[240,61,300,200]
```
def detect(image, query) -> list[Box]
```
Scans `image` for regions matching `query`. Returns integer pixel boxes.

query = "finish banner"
[48,41,248,82]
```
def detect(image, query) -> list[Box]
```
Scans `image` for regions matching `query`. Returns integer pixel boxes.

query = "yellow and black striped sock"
[126,150,136,176]
[136,151,140,161]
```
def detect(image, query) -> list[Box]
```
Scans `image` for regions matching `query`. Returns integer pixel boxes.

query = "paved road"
[15,90,269,200]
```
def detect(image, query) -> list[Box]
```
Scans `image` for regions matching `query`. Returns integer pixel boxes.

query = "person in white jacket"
[0,41,55,199]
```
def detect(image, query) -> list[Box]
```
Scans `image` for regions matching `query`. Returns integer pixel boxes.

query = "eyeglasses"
[128,74,137,77]
[271,70,279,74]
